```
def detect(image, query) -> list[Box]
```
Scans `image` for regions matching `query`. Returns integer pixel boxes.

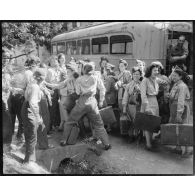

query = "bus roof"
[151,22,192,32]
[51,22,192,43]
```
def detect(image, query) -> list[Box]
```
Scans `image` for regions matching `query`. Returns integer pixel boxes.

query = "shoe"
[173,148,182,155]
[104,144,112,150]
[60,141,67,147]
[48,144,55,149]
[38,144,55,150]
[144,146,157,152]
[58,128,64,132]
[47,135,52,139]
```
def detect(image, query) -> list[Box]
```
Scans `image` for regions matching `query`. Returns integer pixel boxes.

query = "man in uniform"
[168,35,189,73]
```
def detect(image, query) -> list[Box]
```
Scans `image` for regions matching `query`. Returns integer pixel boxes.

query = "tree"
[2,22,68,52]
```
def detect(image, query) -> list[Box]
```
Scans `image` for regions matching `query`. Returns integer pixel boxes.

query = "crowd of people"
[2,45,192,165]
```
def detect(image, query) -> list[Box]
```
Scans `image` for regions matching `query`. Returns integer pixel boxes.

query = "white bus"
[51,22,193,75]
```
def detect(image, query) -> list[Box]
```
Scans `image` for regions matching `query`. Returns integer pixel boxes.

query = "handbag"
[128,93,137,105]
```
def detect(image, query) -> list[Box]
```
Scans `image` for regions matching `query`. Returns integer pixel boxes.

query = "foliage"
[2,22,68,52]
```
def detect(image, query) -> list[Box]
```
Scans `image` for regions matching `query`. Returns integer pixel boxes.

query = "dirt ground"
[3,119,194,175]
[56,131,193,175]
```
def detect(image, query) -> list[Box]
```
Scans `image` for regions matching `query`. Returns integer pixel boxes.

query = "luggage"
[134,112,161,132]
[120,114,131,135]
[66,123,80,145]
[161,124,193,146]
[111,108,120,132]
[99,106,116,125]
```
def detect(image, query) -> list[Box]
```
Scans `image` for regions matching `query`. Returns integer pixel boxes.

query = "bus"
[51,22,193,75]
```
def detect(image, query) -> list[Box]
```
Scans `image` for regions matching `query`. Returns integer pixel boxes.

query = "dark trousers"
[63,95,109,145]
[9,93,24,138]
[48,89,60,129]
[21,101,38,162]
[2,98,13,145]
[37,95,49,148]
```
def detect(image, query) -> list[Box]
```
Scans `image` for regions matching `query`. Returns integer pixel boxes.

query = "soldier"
[168,35,189,73]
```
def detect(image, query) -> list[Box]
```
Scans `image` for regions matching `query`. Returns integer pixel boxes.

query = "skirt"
[141,95,159,116]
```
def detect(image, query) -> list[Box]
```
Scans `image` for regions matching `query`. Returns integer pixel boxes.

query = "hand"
[50,90,54,95]
[165,93,170,99]
[183,65,187,72]
[169,56,177,63]
[117,80,122,87]
[99,102,103,108]
[145,109,153,115]
[37,117,43,125]
[114,83,119,90]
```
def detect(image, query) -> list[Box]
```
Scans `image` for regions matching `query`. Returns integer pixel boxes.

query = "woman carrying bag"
[115,59,132,112]
[168,67,191,155]
[140,62,160,151]
[122,67,142,140]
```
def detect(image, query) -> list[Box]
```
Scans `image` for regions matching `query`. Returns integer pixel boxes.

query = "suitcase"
[120,114,131,135]
[161,124,193,146]
[99,106,116,125]
[66,123,80,145]
[134,112,161,132]
[110,108,120,132]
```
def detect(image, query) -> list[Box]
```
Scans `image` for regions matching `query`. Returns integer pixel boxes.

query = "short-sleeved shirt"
[169,43,189,65]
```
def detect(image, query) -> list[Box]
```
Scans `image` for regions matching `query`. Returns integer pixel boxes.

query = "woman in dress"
[115,59,132,112]
[122,66,142,140]
[168,68,191,155]
[140,62,159,150]
[58,53,67,81]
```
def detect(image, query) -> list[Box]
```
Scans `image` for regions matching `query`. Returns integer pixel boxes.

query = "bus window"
[110,35,133,54]
[76,40,82,55]
[126,42,133,54]
[66,41,76,55]
[92,37,108,54]
[57,42,65,54]
[82,39,90,54]
[52,44,57,54]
